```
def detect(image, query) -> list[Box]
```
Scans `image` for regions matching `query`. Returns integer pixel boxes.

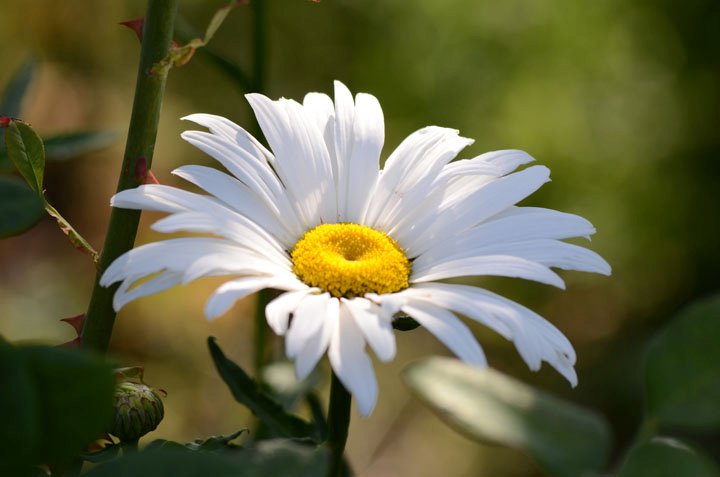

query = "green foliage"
[5,119,45,193]
[0,339,115,474]
[645,295,720,432]
[617,437,720,477]
[403,357,611,477]
[0,176,44,237]
[207,337,318,441]
[40,131,117,161]
[147,429,247,453]
[84,438,329,477]
[0,58,34,118]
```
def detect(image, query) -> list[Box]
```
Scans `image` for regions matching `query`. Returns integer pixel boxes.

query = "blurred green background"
[1,0,718,475]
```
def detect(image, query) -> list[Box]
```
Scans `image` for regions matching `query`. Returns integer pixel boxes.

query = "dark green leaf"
[42,131,117,161]
[5,120,44,193]
[208,337,317,440]
[0,176,45,237]
[185,429,248,452]
[0,342,115,471]
[84,439,329,477]
[645,295,720,432]
[617,437,720,477]
[83,448,244,477]
[231,439,330,477]
[1,58,35,118]
[403,357,612,477]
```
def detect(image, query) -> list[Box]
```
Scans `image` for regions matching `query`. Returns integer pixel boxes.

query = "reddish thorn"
[146,170,160,185]
[61,313,86,335]
[134,156,149,183]
[0,116,11,128]
[58,337,82,349]
[135,156,159,184]
[171,40,180,49]
[120,17,145,42]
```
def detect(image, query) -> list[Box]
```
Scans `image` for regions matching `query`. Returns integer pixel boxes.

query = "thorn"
[134,156,160,184]
[61,313,86,335]
[146,170,160,185]
[58,337,82,348]
[120,17,145,42]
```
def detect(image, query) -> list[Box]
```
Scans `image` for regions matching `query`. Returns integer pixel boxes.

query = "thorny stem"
[326,372,352,477]
[82,0,178,353]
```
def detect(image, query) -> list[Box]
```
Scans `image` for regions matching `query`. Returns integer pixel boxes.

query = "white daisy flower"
[101,81,610,416]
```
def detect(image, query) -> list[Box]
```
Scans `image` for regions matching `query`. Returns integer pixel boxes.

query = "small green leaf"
[208,337,317,440]
[5,120,45,193]
[42,131,117,161]
[83,448,244,477]
[0,176,45,237]
[403,357,611,477]
[204,2,239,44]
[1,58,35,118]
[232,439,330,477]
[84,439,329,477]
[617,437,720,477]
[184,429,248,452]
[0,342,115,472]
[645,295,720,432]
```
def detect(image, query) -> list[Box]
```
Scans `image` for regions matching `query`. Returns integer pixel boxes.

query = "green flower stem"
[82,0,178,353]
[326,372,352,477]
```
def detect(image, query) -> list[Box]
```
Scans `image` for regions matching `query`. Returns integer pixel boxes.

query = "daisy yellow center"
[291,223,411,298]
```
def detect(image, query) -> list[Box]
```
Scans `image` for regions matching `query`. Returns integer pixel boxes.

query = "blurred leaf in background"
[0,339,115,474]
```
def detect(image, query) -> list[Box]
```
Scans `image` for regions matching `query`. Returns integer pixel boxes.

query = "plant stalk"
[82,0,178,353]
[326,372,352,477]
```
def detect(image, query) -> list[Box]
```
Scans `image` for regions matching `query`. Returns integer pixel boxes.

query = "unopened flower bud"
[111,381,164,442]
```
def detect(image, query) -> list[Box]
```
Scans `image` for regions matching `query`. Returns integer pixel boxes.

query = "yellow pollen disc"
[291,223,411,298]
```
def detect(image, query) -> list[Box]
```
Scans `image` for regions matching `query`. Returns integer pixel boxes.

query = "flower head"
[101,81,610,416]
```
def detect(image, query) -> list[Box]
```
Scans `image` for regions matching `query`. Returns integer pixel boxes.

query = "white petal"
[402,165,551,256]
[245,94,337,226]
[204,276,276,320]
[265,288,317,335]
[113,272,184,311]
[328,304,378,416]
[111,184,211,213]
[182,113,273,159]
[149,211,290,267]
[410,255,566,289]
[401,300,487,366]
[180,129,304,239]
[364,126,473,231]
[101,238,255,286]
[344,92,384,223]
[294,297,339,380]
[462,149,535,176]
[172,165,294,246]
[286,293,331,358]
[333,81,355,219]
[343,297,396,362]
[413,207,597,271]
[463,240,612,275]
[404,283,577,386]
